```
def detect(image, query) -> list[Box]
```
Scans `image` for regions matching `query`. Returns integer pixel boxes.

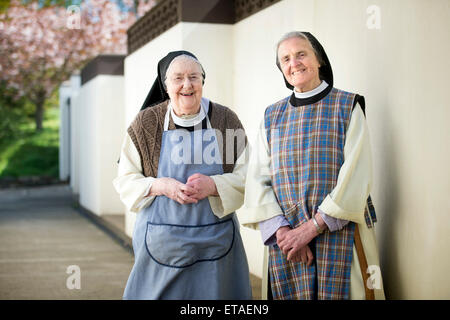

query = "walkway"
[0,185,133,299]
[0,184,262,299]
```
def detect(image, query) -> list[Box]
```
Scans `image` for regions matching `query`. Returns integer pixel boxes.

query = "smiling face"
[277,36,321,93]
[165,56,203,116]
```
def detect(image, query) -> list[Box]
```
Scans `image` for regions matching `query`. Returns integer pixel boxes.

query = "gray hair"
[164,54,205,89]
[275,31,325,69]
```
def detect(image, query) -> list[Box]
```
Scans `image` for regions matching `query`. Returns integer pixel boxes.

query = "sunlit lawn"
[0,107,59,178]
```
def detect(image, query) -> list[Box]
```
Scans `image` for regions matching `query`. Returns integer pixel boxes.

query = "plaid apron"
[265,88,376,300]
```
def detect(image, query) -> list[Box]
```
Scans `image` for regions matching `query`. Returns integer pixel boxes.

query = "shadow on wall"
[376,102,401,300]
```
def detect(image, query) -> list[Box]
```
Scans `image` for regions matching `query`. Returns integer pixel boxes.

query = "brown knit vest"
[127,100,247,177]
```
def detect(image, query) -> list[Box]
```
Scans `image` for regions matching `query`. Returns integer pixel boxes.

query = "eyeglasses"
[167,73,203,85]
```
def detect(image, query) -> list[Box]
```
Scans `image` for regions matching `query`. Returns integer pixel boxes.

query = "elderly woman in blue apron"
[114,51,252,299]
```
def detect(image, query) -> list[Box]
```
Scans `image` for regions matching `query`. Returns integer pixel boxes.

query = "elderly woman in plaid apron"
[240,32,386,300]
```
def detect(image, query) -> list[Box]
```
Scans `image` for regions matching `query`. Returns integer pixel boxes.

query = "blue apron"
[123,104,252,300]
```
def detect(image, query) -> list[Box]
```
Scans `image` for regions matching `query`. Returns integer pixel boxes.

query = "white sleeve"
[239,119,284,230]
[318,104,373,225]
[112,132,156,213]
[208,146,249,219]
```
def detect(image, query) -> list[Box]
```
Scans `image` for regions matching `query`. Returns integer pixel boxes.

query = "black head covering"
[140,50,205,110]
[276,32,333,90]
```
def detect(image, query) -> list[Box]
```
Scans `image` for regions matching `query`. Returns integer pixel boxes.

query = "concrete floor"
[0,185,134,299]
[0,185,262,300]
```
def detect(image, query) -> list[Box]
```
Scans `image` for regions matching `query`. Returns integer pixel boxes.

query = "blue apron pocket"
[145,219,235,268]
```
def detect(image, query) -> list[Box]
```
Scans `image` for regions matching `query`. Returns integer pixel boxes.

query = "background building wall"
[96,76,127,215]
[77,79,100,214]
[75,75,125,216]
[69,75,81,196]
[58,81,72,182]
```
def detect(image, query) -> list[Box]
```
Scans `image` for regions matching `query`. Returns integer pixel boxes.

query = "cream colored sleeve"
[238,119,284,230]
[208,146,249,219]
[112,133,155,213]
[318,104,373,225]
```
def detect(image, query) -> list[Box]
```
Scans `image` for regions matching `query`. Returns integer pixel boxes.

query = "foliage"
[0,0,156,131]
[0,100,60,178]
[0,82,33,141]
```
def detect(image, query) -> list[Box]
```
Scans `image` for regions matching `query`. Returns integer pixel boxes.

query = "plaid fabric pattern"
[265,88,366,299]
[366,195,377,226]
[269,223,355,299]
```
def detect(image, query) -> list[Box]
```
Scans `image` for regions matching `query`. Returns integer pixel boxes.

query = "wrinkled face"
[277,37,321,92]
[165,57,203,116]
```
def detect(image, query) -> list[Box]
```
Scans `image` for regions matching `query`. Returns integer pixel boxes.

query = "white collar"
[167,97,209,128]
[293,81,329,99]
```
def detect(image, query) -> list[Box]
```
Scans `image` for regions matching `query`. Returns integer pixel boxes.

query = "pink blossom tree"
[0,0,155,131]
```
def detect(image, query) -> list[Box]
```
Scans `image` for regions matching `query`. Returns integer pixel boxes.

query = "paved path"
[0,184,262,300]
[0,185,134,299]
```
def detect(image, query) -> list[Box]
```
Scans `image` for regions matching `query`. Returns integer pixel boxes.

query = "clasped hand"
[276,222,317,265]
[150,173,218,205]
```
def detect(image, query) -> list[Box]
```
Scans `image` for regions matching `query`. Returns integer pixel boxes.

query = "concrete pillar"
[77,55,126,216]
[58,81,71,182]
[69,73,81,196]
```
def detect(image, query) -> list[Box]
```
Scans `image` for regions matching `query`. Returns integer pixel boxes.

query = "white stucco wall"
[69,75,81,195]
[59,82,71,181]
[76,75,125,216]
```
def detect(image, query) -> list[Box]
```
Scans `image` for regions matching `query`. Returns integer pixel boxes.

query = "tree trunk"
[34,98,45,132]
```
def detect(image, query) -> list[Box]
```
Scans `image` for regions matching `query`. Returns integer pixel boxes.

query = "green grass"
[0,107,59,178]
